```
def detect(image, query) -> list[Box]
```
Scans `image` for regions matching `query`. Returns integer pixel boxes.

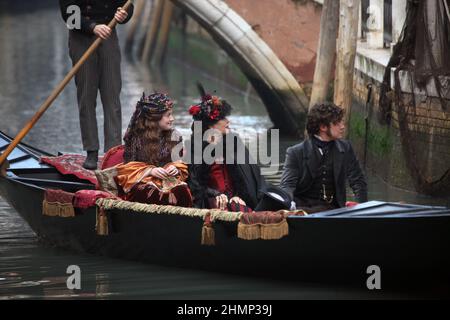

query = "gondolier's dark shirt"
[59,0,134,34]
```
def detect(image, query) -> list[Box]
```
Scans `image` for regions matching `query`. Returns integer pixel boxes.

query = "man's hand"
[115,7,128,23]
[93,24,112,40]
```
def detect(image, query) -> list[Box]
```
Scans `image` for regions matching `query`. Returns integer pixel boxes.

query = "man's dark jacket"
[280,138,368,207]
[59,0,134,34]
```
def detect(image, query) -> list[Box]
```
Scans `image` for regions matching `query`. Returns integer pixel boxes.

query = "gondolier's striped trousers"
[68,29,122,152]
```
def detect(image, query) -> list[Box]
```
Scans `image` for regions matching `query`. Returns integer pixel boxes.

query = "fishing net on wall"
[379,0,450,196]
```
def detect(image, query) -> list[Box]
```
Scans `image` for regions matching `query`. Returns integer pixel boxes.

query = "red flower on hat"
[212,96,221,107]
[209,108,220,120]
[189,105,201,115]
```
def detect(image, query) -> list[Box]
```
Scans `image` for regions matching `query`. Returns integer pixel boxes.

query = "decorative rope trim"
[94,199,307,242]
[95,198,243,222]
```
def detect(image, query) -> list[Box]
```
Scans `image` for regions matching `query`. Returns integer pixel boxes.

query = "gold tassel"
[237,223,261,240]
[42,200,59,217]
[59,205,75,217]
[201,212,215,245]
[237,220,289,240]
[42,200,75,217]
[96,207,109,236]
[260,220,289,240]
[201,225,215,246]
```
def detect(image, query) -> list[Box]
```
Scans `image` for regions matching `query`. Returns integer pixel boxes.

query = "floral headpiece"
[137,92,173,114]
[124,92,174,141]
[188,83,232,123]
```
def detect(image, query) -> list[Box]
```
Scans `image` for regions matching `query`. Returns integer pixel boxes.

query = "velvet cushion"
[101,145,125,170]
[73,190,117,209]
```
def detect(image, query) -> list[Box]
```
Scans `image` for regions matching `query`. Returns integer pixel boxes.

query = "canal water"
[0,1,447,299]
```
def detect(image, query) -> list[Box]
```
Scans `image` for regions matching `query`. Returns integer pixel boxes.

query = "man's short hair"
[306,102,345,136]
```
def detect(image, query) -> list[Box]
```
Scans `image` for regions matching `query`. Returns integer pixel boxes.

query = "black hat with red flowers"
[188,83,232,125]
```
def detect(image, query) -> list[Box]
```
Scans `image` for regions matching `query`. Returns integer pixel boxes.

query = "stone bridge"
[170,0,321,135]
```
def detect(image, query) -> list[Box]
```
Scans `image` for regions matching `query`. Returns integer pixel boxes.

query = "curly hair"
[123,111,178,165]
[306,102,345,136]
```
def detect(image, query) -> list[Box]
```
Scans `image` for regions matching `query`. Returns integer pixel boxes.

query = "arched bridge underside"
[171,0,309,136]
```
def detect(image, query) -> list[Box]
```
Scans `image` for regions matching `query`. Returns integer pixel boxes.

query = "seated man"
[280,102,368,213]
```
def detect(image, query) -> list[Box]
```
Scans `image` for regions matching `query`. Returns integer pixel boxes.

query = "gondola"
[1,130,449,288]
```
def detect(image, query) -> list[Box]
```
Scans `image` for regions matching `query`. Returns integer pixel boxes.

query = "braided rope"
[95,198,243,222]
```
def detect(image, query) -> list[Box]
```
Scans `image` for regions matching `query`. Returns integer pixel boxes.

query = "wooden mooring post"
[151,0,174,66]
[334,0,360,129]
[141,0,165,63]
[137,0,155,56]
[309,0,340,109]
[124,0,147,53]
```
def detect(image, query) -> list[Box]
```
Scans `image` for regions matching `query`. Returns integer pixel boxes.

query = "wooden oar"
[0,0,133,171]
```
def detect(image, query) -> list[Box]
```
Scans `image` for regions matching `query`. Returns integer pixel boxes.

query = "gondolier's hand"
[215,194,229,210]
[166,165,179,176]
[230,196,246,206]
[115,7,128,23]
[93,24,112,40]
[150,167,169,179]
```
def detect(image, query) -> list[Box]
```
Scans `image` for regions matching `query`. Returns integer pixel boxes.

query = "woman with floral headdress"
[114,92,192,207]
[186,84,266,211]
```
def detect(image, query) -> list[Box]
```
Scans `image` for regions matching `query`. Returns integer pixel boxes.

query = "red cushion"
[101,145,125,169]
[73,190,117,209]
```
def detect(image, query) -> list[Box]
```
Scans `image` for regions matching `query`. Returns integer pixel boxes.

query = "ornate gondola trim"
[95,198,243,221]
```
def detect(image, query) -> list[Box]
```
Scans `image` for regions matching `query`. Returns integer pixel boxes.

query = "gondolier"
[280,102,368,212]
[59,0,134,169]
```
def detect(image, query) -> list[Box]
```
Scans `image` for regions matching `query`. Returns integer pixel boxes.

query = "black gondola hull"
[2,176,450,289]
[1,130,450,289]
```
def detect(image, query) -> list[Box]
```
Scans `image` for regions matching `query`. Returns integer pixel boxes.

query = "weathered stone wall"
[352,66,450,195]
[392,94,450,183]
[225,0,322,88]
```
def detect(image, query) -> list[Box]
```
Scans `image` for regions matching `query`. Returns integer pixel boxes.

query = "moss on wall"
[349,111,393,157]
